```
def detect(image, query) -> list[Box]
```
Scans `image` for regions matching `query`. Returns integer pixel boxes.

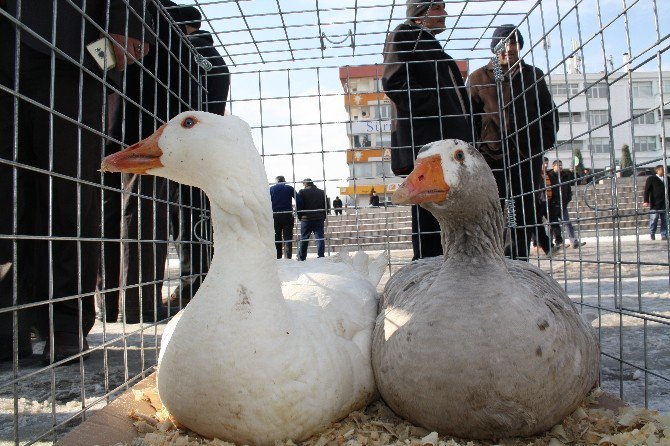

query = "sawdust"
[113,388,670,446]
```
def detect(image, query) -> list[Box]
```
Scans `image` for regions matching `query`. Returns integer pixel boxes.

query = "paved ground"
[0,235,668,445]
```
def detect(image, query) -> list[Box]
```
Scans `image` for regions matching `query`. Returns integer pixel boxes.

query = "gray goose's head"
[393,139,500,217]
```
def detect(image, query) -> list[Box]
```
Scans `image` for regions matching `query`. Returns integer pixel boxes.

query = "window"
[588,110,609,127]
[350,163,373,179]
[588,137,610,154]
[377,133,392,147]
[633,109,655,125]
[633,136,656,152]
[557,140,584,151]
[550,83,579,96]
[658,109,670,121]
[346,79,359,93]
[375,162,393,178]
[586,83,608,99]
[378,104,391,119]
[632,81,653,98]
[558,112,582,123]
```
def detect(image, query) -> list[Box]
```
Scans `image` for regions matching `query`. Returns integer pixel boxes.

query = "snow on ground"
[0,236,668,445]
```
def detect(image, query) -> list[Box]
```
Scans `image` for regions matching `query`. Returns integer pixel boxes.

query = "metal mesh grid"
[0,0,668,444]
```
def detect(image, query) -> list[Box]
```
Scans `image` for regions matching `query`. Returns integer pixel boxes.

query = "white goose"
[101,111,387,445]
[372,139,599,440]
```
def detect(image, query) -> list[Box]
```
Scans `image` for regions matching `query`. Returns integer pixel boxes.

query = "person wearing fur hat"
[467,24,559,260]
[382,0,472,260]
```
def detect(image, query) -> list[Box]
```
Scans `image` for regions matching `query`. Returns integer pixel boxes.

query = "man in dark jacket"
[98,1,201,323]
[382,0,472,260]
[270,176,299,259]
[296,179,328,261]
[333,197,343,215]
[643,165,669,240]
[468,24,559,259]
[0,0,152,363]
[162,6,231,306]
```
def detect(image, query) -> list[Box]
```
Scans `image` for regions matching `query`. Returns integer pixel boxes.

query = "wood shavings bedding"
[118,388,670,446]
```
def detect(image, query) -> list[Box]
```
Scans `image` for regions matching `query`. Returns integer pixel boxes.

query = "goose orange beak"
[100,124,166,174]
[392,155,449,205]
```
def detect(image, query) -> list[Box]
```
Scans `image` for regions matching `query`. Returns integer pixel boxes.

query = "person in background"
[552,160,585,248]
[1,0,152,363]
[643,165,669,240]
[382,0,472,260]
[580,168,592,185]
[296,179,328,261]
[468,25,558,260]
[270,176,299,259]
[369,190,381,207]
[333,196,343,215]
[545,161,565,249]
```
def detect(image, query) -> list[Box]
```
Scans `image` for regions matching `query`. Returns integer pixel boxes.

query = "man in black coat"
[0,0,152,363]
[296,179,328,261]
[468,24,559,259]
[160,6,230,305]
[98,0,202,323]
[643,165,669,240]
[382,0,472,260]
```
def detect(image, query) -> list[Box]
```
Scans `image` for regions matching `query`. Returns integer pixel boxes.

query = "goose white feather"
[102,111,387,445]
[372,139,599,439]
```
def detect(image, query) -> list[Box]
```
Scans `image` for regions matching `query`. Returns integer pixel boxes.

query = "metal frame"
[0,0,668,444]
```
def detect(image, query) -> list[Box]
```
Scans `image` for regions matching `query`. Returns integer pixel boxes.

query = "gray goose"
[372,139,599,440]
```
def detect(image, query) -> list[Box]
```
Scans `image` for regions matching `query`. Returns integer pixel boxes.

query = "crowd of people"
[1,0,228,364]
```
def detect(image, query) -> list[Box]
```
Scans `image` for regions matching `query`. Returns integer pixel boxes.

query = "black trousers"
[273,212,294,259]
[491,155,551,260]
[1,37,100,355]
[169,184,210,299]
[411,205,443,260]
[97,47,198,321]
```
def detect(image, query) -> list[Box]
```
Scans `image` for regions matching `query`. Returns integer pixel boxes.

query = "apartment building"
[547,70,669,170]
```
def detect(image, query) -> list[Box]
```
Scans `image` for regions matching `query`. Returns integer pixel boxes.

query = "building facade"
[547,70,669,171]
[338,63,469,207]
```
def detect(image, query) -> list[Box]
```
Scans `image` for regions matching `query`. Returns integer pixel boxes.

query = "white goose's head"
[393,139,499,217]
[101,111,260,192]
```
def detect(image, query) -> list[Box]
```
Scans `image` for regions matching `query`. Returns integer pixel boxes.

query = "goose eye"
[181,116,197,129]
[454,150,465,163]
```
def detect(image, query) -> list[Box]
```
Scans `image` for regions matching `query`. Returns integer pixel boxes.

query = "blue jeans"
[649,210,668,238]
[298,219,325,260]
[561,206,577,243]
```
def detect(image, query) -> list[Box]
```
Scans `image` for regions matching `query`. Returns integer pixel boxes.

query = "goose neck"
[436,201,505,264]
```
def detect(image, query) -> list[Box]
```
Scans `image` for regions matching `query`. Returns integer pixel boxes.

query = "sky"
[176,0,669,198]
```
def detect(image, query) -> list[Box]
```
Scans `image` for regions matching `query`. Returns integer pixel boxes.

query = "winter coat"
[382,21,472,175]
[188,30,230,115]
[644,175,670,210]
[297,185,327,221]
[5,0,154,75]
[270,183,297,213]
[547,170,573,208]
[467,60,558,164]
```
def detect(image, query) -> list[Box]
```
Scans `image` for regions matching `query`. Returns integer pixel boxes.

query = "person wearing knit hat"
[466,23,559,260]
[179,5,202,34]
[381,0,472,260]
[490,24,524,53]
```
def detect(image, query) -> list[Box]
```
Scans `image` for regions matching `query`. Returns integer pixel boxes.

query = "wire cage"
[0,0,669,444]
